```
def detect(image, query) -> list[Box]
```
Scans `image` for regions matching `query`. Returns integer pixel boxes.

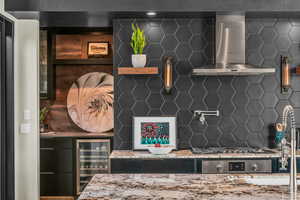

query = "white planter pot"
[132,54,146,68]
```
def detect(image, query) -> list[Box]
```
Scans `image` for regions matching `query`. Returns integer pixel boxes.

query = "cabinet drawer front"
[111,159,194,173]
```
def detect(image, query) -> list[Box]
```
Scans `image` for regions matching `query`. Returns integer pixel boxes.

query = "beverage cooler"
[76,139,111,194]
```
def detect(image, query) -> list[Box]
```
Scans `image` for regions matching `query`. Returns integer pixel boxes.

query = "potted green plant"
[130,23,147,68]
[40,107,49,132]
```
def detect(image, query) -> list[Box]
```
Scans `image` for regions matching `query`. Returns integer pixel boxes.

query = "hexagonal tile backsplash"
[113,18,300,150]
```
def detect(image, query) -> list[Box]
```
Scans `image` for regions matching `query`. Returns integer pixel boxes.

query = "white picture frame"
[133,116,177,150]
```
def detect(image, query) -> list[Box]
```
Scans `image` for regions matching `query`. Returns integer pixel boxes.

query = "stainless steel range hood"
[192,14,275,76]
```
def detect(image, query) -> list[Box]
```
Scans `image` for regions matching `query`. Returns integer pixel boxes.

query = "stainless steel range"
[192,147,273,174]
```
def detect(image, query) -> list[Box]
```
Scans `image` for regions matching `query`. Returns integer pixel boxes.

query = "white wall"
[0,1,40,200]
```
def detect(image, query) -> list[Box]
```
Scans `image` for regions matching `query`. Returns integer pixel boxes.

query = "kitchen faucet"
[278,105,297,195]
[193,110,219,124]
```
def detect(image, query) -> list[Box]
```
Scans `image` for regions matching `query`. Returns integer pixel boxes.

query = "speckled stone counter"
[110,150,283,159]
[78,174,300,200]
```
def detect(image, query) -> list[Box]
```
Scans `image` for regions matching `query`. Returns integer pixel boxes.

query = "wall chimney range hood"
[192,13,275,76]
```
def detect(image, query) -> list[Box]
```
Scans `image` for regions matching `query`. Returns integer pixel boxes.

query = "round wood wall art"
[67,72,114,133]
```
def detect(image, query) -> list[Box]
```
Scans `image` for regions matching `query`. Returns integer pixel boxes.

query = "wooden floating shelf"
[117,67,159,75]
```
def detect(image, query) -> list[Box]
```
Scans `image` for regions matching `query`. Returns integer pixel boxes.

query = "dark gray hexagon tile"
[175,60,193,75]
[147,26,164,43]
[119,92,135,108]
[262,92,279,108]
[262,109,278,124]
[190,51,205,67]
[132,85,150,101]
[119,126,132,141]
[175,92,193,109]
[246,75,263,84]
[262,75,278,92]
[220,117,237,134]
[219,133,237,147]
[291,92,300,107]
[189,78,207,98]
[190,134,207,148]
[204,78,221,92]
[232,93,248,108]
[247,51,264,66]
[148,109,162,116]
[260,18,277,27]
[178,110,193,126]
[218,77,235,99]
[261,27,278,44]
[289,26,300,43]
[204,126,222,147]
[288,43,300,60]
[189,19,205,34]
[220,100,235,116]
[247,117,264,132]
[247,84,264,99]
[233,109,248,126]
[246,20,263,35]
[247,133,265,148]
[175,76,193,92]
[118,109,133,126]
[161,86,178,101]
[261,44,278,59]
[146,44,164,59]
[189,99,207,111]
[233,126,249,142]
[176,19,191,26]
[204,93,220,109]
[147,76,163,93]
[275,19,292,35]
[161,101,178,115]
[247,35,263,51]
[161,35,178,51]
[247,100,264,116]
[118,43,131,59]
[118,76,136,92]
[190,35,206,51]
[275,36,292,51]
[161,19,178,34]
[233,77,249,93]
[118,141,132,150]
[148,20,162,28]
[175,26,192,42]
[292,77,300,92]
[132,101,150,115]
[147,93,164,109]
[178,126,193,142]
[117,27,132,43]
[175,43,192,60]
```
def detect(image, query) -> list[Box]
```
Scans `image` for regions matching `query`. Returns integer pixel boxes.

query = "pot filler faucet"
[193,110,219,124]
[277,105,297,195]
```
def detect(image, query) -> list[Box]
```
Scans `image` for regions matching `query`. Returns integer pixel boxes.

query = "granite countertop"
[110,149,285,159]
[40,131,114,138]
[78,174,299,200]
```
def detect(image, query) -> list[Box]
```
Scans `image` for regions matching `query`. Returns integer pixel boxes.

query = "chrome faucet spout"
[279,105,297,194]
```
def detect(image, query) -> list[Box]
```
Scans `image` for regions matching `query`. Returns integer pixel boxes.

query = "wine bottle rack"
[76,139,110,195]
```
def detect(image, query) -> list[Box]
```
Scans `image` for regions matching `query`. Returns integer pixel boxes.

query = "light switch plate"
[23,109,31,120]
[20,123,31,134]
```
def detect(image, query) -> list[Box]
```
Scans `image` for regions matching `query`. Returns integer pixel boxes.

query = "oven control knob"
[252,164,258,171]
[216,164,224,173]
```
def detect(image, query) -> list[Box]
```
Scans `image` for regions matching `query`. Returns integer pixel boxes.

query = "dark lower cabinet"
[111,159,195,173]
[40,138,74,196]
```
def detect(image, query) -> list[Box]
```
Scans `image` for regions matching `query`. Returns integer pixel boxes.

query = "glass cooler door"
[76,139,110,194]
